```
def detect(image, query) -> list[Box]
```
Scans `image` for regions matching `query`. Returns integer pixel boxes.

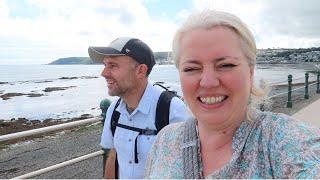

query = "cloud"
[176,9,191,20]
[0,0,9,19]
[0,0,178,64]
[1,0,320,65]
[192,0,320,48]
[259,0,320,38]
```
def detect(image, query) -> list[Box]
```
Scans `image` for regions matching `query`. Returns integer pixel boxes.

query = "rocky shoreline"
[0,76,96,100]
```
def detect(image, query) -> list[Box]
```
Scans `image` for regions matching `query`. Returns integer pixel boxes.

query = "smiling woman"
[145,10,320,179]
[178,26,254,131]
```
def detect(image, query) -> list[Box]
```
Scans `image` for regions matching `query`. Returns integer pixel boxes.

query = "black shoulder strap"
[108,99,121,179]
[111,98,121,136]
[155,91,176,133]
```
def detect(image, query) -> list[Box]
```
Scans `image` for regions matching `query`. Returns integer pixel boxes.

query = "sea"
[0,64,316,121]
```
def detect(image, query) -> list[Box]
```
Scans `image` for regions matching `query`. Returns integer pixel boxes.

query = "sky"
[1,0,320,65]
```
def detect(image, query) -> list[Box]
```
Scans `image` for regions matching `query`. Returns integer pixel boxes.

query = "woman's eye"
[182,67,200,72]
[219,64,236,68]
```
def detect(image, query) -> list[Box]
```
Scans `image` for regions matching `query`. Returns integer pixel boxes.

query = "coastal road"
[0,123,104,179]
[292,97,320,128]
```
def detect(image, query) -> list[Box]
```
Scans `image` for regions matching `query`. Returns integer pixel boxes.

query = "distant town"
[157,47,320,64]
[49,47,320,65]
[256,47,320,64]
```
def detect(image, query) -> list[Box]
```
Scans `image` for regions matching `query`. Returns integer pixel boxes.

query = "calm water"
[0,64,313,120]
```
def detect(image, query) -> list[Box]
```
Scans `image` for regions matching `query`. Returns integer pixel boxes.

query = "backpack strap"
[111,99,121,136]
[113,122,157,164]
[109,98,121,179]
[155,90,176,133]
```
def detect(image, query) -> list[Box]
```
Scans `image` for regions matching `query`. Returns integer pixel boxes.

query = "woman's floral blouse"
[145,111,320,178]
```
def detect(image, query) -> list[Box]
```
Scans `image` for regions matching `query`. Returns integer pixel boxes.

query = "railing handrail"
[269,73,317,86]
[0,117,102,143]
[12,150,105,179]
[270,81,318,98]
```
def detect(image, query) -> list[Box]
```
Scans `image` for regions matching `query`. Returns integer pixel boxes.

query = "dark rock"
[0,82,8,84]
[59,77,78,80]
[43,87,67,92]
[43,119,53,123]
[81,76,98,79]
[34,80,53,83]
[43,86,76,92]
[31,120,41,125]
[58,76,98,80]
[0,120,10,127]
[0,93,25,100]
[27,93,44,97]
[80,114,92,118]
[17,118,28,123]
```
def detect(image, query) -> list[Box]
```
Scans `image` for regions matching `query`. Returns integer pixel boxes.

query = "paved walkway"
[292,98,320,128]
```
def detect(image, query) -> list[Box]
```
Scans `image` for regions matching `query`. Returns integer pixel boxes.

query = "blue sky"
[0,0,320,65]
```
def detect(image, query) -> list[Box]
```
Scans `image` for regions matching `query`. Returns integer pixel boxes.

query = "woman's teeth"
[200,96,226,105]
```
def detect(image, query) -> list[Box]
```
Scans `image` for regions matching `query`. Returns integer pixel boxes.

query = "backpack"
[108,83,177,178]
[112,85,176,157]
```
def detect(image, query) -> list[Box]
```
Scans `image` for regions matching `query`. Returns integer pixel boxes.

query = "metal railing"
[0,117,101,142]
[1,117,103,179]
[12,150,104,179]
[268,72,320,108]
[270,81,318,99]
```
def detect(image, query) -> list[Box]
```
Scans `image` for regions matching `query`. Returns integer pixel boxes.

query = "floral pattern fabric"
[145,111,320,178]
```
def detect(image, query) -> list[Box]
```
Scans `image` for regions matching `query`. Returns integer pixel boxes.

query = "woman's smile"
[198,95,227,105]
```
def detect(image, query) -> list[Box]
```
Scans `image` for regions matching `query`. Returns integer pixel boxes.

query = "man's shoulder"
[109,98,121,109]
[104,98,122,119]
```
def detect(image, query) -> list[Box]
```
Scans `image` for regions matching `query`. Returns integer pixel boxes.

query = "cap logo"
[125,48,130,53]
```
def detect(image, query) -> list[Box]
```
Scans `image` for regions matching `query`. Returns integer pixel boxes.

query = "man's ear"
[136,64,148,78]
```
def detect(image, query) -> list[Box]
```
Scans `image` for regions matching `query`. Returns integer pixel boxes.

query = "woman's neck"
[197,120,241,177]
[198,121,236,151]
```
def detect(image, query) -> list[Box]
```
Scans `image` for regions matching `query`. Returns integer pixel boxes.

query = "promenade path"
[292,98,320,128]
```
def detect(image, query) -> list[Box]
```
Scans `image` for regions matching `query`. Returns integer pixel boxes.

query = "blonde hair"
[172,10,270,119]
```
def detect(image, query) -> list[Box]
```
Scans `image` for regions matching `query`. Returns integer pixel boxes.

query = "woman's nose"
[199,69,220,88]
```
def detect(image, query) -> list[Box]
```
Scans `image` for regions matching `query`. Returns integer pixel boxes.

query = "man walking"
[88,37,190,179]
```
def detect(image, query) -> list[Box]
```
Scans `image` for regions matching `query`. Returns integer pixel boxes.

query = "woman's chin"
[196,114,226,126]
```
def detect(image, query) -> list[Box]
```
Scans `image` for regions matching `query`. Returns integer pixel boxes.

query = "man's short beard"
[108,88,127,97]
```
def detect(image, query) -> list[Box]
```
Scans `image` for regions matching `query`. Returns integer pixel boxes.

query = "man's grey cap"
[88,37,155,74]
